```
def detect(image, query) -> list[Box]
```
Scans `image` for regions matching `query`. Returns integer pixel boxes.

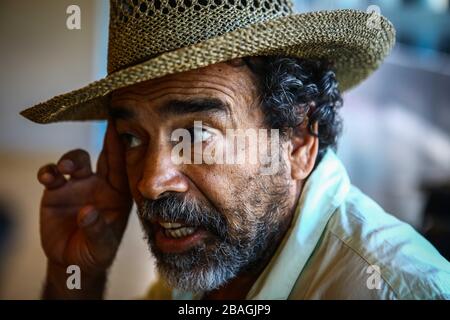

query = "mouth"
[159,221,197,238]
[152,220,209,253]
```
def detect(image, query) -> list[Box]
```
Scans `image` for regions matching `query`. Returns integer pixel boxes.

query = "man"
[21,0,449,299]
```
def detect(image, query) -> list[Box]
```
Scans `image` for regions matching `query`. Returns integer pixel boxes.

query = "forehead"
[110,60,258,116]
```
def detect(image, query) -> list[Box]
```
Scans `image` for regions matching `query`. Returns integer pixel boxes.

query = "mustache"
[138,194,229,240]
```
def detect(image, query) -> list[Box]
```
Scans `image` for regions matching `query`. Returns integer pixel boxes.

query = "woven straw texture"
[21,0,395,124]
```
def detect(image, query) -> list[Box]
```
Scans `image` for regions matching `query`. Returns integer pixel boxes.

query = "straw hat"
[20,0,395,124]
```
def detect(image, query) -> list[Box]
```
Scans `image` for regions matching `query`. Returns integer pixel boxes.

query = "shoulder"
[291,186,450,300]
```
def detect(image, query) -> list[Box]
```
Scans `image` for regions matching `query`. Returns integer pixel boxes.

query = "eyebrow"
[160,98,230,117]
[109,98,230,121]
[108,106,136,120]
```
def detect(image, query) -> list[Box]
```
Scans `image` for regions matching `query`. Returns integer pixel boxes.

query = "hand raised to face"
[37,120,132,277]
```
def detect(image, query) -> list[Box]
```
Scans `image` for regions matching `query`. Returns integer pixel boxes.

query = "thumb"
[77,206,119,261]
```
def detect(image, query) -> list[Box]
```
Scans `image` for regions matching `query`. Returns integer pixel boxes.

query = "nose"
[137,145,189,200]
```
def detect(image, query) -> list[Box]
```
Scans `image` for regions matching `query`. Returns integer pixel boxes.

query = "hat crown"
[108,0,293,73]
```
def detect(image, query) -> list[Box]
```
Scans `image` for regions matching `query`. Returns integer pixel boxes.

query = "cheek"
[188,163,260,214]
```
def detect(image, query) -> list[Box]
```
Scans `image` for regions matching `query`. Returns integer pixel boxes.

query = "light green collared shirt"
[146,150,450,299]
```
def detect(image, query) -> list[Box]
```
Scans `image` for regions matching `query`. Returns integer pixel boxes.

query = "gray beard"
[139,205,281,293]
[154,237,252,292]
[137,166,290,293]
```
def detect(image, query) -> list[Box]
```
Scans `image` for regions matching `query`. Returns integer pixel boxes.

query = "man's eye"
[120,133,142,148]
[189,127,213,144]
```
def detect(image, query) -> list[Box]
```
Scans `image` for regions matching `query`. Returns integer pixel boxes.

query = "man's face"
[110,60,298,292]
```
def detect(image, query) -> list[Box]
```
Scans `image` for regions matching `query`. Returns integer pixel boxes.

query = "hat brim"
[21,9,395,124]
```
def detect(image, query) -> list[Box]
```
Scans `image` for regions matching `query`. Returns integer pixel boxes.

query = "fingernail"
[41,173,53,183]
[59,159,74,171]
[80,209,99,227]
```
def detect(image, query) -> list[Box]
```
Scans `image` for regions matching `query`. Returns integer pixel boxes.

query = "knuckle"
[61,149,91,165]
[73,148,89,156]
[73,149,91,162]
[38,163,53,175]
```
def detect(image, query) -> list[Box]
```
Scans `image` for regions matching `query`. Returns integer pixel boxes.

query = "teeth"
[159,221,183,229]
[165,227,196,238]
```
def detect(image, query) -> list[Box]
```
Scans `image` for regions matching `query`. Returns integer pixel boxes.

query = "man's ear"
[288,121,319,180]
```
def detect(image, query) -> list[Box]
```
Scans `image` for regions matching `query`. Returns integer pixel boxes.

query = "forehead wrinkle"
[111,91,237,128]
[117,78,238,101]
[112,70,257,127]
[150,87,237,108]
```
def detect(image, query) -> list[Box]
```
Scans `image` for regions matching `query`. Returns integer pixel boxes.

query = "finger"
[96,122,110,178]
[98,120,129,191]
[96,147,107,179]
[106,120,129,189]
[57,149,93,179]
[77,205,118,260]
[37,164,67,190]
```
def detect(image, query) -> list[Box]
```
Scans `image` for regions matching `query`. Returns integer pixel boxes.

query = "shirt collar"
[246,149,351,299]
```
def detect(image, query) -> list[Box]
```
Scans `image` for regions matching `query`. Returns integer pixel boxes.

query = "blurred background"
[0,0,449,299]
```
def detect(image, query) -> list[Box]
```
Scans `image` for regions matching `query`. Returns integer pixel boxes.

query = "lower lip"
[154,225,208,253]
